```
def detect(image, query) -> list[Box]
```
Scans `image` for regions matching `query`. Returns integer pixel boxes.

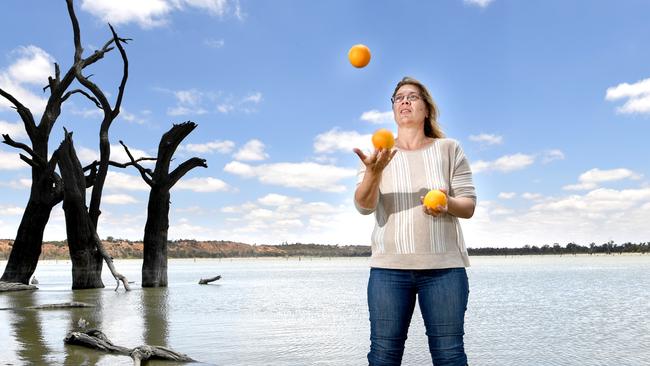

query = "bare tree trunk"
[122,122,206,288]
[56,132,104,289]
[0,197,57,284]
[142,188,171,287]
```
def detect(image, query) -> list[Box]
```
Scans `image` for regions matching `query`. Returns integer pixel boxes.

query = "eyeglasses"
[391,93,421,104]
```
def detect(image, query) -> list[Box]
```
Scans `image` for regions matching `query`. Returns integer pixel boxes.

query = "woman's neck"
[396,128,433,150]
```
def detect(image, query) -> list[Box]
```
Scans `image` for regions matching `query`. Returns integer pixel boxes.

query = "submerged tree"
[57,18,131,289]
[55,131,131,290]
[121,122,207,287]
[0,0,127,284]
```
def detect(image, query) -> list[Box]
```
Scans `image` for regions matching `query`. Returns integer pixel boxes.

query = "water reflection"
[7,291,51,365]
[141,287,170,347]
[63,288,104,366]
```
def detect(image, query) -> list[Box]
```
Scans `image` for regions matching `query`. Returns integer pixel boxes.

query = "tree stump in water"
[64,329,195,366]
[198,275,221,285]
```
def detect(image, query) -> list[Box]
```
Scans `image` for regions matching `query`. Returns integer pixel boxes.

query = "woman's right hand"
[353,147,397,175]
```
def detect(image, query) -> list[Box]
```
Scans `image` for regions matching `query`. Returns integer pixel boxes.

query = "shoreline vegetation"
[0,239,647,260]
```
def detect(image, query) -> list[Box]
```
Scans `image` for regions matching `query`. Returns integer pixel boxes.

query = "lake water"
[1,255,649,366]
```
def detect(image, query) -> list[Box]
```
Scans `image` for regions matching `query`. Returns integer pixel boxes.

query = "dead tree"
[0,0,125,284]
[56,18,131,289]
[55,131,132,290]
[121,122,207,287]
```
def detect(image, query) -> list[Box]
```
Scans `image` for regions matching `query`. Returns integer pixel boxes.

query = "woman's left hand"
[420,188,448,217]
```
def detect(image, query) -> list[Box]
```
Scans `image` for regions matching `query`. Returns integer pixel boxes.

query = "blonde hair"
[392,76,444,139]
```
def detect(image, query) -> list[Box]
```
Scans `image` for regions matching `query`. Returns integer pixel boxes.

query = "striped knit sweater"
[355,138,476,269]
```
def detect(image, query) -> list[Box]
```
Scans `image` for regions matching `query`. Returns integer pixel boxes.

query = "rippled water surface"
[1,255,649,365]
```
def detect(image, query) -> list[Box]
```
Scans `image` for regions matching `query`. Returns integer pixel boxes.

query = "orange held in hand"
[348,44,371,68]
[372,128,395,150]
[423,189,447,209]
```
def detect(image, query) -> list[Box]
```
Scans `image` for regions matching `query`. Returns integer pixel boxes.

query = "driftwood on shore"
[198,275,221,285]
[0,281,38,292]
[64,329,195,366]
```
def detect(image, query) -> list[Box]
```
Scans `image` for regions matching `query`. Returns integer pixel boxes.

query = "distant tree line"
[467,241,649,256]
[4,239,649,260]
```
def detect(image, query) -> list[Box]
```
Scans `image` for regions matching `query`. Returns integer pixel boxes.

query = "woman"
[353,77,476,366]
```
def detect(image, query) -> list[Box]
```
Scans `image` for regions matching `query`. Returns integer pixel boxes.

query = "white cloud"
[563,168,642,191]
[605,77,650,114]
[120,109,148,125]
[498,192,516,199]
[472,153,535,173]
[0,120,27,139]
[532,187,650,213]
[463,185,650,247]
[104,171,150,191]
[521,192,543,201]
[176,0,230,16]
[204,38,225,48]
[183,140,235,154]
[0,205,24,216]
[258,193,302,206]
[563,182,598,191]
[242,92,262,104]
[314,128,371,154]
[579,168,641,183]
[224,161,356,192]
[217,198,373,245]
[173,177,230,192]
[360,110,393,124]
[469,133,503,145]
[217,103,234,114]
[175,89,202,105]
[80,0,241,28]
[8,46,55,84]
[223,161,255,177]
[168,105,208,116]
[166,89,209,116]
[103,194,139,205]
[0,45,54,113]
[69,107,104,119]
[542,149,565,164]
[0,150,27,170]
[81,0,171,28]
[0,178,31,189]
[464,0,495,8]
[233,139,268,161]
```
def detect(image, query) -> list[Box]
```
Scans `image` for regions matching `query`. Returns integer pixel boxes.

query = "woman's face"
[392,84,428,128]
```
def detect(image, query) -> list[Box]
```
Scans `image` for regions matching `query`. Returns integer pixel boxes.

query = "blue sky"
[1,0,649,247]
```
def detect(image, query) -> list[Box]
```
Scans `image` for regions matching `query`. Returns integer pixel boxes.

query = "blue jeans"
[367,267,469,366]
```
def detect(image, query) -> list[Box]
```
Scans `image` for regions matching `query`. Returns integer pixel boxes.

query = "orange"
[348,44,371,68]
[371,128,395,150]
[423,189,447,209]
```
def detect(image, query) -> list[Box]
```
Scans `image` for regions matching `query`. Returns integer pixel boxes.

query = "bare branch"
[66,0,83,62]
[61,89,102,109]
[82,157,156,172]
[168,157,208,188]
[0,88,37,139]
[119,140,154,186]
[19,154,37,168]
[108,24,129,117]
[2,134,46,167]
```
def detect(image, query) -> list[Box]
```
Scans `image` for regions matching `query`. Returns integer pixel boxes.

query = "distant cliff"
[0,239,372,260]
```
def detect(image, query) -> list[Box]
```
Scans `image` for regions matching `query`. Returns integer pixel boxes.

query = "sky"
[1,0,649,248]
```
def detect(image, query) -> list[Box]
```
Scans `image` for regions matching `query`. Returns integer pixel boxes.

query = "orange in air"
[423,189,447,209]
[372,128,395,150]
[348,44,371,68]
